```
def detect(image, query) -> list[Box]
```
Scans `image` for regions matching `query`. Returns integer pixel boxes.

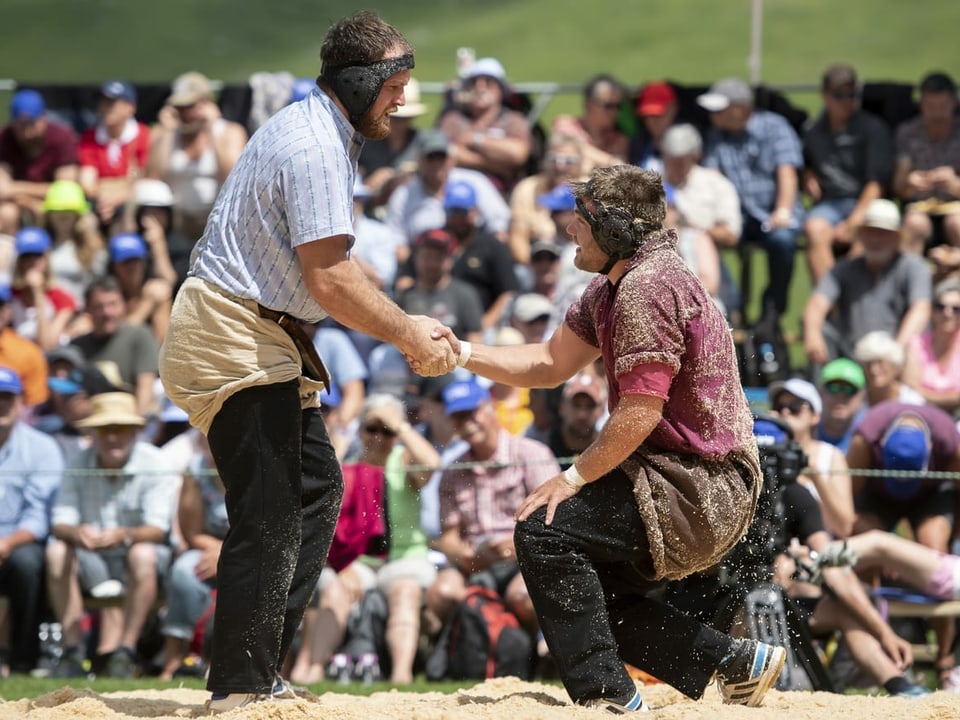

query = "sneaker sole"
[721,644,786,707]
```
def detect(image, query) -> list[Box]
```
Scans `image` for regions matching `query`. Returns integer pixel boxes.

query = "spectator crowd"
[0,57,959,696]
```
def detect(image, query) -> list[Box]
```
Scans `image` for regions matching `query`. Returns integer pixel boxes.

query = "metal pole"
[749,0,763,85]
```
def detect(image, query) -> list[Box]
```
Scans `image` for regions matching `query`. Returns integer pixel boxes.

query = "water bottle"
[758,342,779,379]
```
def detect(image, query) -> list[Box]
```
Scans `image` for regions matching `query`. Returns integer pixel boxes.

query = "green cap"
[43,180,90,214]
[820,358,865,389]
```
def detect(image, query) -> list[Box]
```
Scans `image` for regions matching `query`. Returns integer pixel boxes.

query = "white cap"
[133,179,174,208]
[461,57,506,82]
[393,78,427,119]
[861,199,901,232]
[768,377,822,415]
[512,293,554,323]
[661,124,703,157]
[697,78,753,112]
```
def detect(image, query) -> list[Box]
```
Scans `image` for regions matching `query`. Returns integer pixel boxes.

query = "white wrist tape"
[563,464,587,489]
[457,341,473,367]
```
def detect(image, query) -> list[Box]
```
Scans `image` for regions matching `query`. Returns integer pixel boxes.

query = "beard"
[356,107,391,140]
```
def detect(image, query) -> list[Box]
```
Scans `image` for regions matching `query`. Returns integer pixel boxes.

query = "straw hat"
[75,392,146,428]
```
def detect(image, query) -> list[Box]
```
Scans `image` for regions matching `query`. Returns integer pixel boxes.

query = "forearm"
[823,567,889,638]
[567,395,661,485]
[149,242,178,286]
[852,181,883,219]
[146,130,175,178]
[126,524,166,545]
[774,165,798,213]
[399,428,441,488]
[895,302,931,346]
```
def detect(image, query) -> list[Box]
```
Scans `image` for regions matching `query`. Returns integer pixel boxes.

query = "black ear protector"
[321,53,415,125]
[576,196,644,273]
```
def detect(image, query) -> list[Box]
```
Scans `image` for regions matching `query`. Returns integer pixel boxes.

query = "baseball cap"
[393,78,427,119]
[530,240,562,259]
[461,57,506,83]
[417,129,450,157]
[15,226,52,255]
[444,180,477,210]
[46,344,86,370]
[881,417,931,499]
[768,377,822,415]
[861,199,901,232]
[133,179,174,208]
[636,82,676,116]
[822,63,857,90]
[168,71,214,107]
[10,89,45,121]
[48,365,116,397]
[414,228,456,253]
[43,180,90,214]
[109,233,148,262]
[442,378,490,414]
[661,124,703,158]
[537,184,576,213]
[0,367,23,395]
[100,79,137,103]
[289,77,316,103]
[820,358,865,389]
[512,293,554,323]
[697,78,753,112]
[563,373,607,405]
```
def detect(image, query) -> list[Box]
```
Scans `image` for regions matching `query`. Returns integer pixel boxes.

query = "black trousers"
[0,542,46,671]
[205,380,343,693]
[514,468,736,705]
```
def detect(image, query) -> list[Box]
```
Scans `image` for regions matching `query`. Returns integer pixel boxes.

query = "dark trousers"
[742,215,798,316]
[514,469,736,705]
[0,542,46,671]
[205,380,343,693]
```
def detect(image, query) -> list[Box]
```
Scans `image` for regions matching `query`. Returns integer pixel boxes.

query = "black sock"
[883,675,911,695]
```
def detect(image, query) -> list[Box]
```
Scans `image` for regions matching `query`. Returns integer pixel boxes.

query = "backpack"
[425,585,533,681]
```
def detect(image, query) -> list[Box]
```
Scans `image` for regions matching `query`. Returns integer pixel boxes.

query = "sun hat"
[75,392,146,428]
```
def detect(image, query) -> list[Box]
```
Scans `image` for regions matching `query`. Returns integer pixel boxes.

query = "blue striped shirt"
[702,110,803,224]
[190,88,364,321]
[0,423,64,541]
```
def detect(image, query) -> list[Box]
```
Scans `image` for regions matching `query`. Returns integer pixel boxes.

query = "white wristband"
[457,341,472,367]
[563,464,587,489]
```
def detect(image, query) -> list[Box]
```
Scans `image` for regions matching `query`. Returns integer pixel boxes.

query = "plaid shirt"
[439,430,558,543]
[703,109,803,224]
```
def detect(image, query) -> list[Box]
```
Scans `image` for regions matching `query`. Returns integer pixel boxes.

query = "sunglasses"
[545,153,580,167]
[933,302,960,314]
[773,400,809,415]
[824,381,859,397]
[423,151,448,161]
[830,91,856,101]
[363,424,397,438]
[593,101,621,111]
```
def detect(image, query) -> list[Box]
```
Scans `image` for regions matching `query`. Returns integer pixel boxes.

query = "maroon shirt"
[0,121,78,182]
[566,228,754,461]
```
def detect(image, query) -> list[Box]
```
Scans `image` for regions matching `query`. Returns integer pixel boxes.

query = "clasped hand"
[404,316,459,377]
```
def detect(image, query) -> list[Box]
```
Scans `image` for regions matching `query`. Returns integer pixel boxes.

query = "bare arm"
[802,292,833,365]
[895,300,931,348]
[212,123,248,183]
[845,433,872,498]
[773,164,798,217]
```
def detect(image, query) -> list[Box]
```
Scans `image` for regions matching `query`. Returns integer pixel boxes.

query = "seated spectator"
[527,239,562,301]
[700,78,803,324]
[130,179,193,292]
[814,358,867,452]
[71,275,160,415]
[359,77,428,204]
[426,379,558,638]
[543,372,608,470]
[661,124,739,311]
[903,278,960,417]
[46,392,178,678]
[41,180,107,309]
[77,81,151,230]
[551,73,629,173]
[772,482,928,697]
[0,367,63,676]
[438,57,532,193]
[146,72,248,241]
[892,72,960,255]
[803,199,932,366]
[351,180,400,292]
[488,327,534,437]
[853,330,925,407]
[802,64,894,286]
[9,226,77,350]
[0,89,79,235]
[385,129,510,248]
[507,133,585,264]
[158,435,223,680]
[0,283,49,409]
[105,232,174,344]
[630,81,680,173]
[533,186,593,320]
[768,377,854,538]
[508,292,555,344]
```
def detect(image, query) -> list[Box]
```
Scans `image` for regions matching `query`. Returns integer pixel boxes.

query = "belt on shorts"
[257,304,331,391]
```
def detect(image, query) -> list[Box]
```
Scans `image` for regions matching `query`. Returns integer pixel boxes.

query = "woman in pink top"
[904,278,960,416]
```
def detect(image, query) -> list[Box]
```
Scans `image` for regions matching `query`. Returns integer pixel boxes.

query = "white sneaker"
[716,640,786,707]
[206,678,295,714]
[88,580,125,598]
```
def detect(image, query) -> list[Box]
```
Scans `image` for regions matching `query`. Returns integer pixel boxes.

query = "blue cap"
[0,367,23,395]
[48,366,115,397]
[537,184,576,212]
[0,286,11,304]
[444,180,478,210]
[10,89,45,121]
[881,422,929,499]
[100,79,137,103]
[290,77,316,103]
[109,232,148,262]
[15,226,52,255]
[442,378,489,414]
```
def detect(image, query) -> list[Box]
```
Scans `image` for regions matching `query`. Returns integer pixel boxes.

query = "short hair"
[583,73,625,102]
[569,165,666,229]
[919,71,957,95]
[84,275,124,305]
[933,277,960,301]
[320,10,412,69]
[853,330,904,368]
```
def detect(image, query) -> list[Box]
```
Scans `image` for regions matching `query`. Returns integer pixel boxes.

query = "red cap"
[414,228,456,253]
[636,82,676,116]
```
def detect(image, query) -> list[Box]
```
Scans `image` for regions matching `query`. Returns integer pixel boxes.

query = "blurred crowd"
[0,57,959,693]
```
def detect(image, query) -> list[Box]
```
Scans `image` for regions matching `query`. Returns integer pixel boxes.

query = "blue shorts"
[806,198,859,226]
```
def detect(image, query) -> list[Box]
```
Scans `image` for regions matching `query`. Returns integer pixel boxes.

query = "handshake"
[402,316,464,377]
